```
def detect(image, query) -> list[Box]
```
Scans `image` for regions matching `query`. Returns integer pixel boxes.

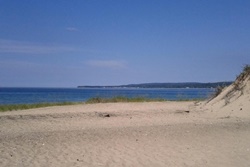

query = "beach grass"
[0,102,80,112]
[0,96,204,112]
[174,98,204,101]
[86,96,166,104]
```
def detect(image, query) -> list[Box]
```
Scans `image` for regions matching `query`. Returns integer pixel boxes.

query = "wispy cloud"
[0,39,76,54]
[66,27,79,32]
[86,60,127,69]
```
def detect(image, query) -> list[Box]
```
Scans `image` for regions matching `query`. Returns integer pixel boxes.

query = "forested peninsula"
[78,82,232,89]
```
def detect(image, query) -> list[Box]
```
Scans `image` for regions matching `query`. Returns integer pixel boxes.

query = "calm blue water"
[0,87,215,105]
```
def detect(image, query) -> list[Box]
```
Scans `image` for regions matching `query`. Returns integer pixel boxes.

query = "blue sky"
[0,0,250,87]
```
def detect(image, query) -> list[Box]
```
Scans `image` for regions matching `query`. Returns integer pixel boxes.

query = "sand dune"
[201,72,250,119]
[1,73,250,166]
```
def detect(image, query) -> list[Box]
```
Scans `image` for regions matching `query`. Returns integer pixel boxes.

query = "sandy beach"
[1,1,249,166]
[1,72,250,167]
[1,99,250,167]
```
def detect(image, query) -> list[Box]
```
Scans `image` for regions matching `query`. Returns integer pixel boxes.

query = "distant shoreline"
[78,81,232,89]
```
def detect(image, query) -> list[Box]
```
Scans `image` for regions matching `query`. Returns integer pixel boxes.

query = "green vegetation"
[86,96,166,103]
[0,96,206,112]
[78,81,232,89]
[213,85,225,97]
[86,96,204,103]
[211,64,250,98]
[174,98,204,102]
[242,64,250,75]
[234,64,250,90]
[0,102,79,112]
[236,64,250,80]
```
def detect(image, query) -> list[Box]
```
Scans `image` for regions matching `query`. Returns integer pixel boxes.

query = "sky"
[0,0,250,87]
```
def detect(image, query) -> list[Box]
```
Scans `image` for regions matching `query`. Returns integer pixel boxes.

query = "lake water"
[0,87,215,105]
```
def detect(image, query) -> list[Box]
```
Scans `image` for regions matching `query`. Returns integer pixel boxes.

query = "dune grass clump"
[236,64,250,81]
[234,64,250,90]
[86,96,166,104]
[213,85,225,97]
[0,102,79,112]
[243,64,250,74]
[212,64,250,98]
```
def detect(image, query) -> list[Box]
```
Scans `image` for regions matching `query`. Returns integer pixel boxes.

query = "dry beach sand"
[1,75,250,166]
